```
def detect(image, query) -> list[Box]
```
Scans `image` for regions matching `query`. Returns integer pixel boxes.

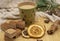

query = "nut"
[44,19,50,23]
[37,39,43,41]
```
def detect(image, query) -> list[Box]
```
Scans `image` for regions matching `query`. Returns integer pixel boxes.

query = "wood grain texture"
[0,17,60,41]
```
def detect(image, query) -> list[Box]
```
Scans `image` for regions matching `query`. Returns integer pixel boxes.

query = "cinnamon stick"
[47,20,60,35]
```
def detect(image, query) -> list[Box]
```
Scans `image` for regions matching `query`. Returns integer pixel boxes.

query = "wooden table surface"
[0,17,60,41]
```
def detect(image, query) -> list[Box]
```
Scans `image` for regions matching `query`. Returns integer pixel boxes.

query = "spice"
[47,24,58,35]
[47,20,59,35]
[47,11,53,15]
[44,19,50,23]
[37,39,43,41]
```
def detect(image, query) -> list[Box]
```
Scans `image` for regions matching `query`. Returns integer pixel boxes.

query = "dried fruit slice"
[22,29,30,38]
[28,25,45,38]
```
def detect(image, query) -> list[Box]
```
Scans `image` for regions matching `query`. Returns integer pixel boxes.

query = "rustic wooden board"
[0,17,60,41]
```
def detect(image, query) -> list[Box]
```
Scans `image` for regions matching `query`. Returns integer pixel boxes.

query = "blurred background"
[0,0,60,8]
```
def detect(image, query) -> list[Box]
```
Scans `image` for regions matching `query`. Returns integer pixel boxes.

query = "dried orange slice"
[28,25,45,38]
[22,29,30,38]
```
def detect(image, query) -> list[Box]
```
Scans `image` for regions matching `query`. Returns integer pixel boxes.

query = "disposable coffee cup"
[18,2,36,26]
